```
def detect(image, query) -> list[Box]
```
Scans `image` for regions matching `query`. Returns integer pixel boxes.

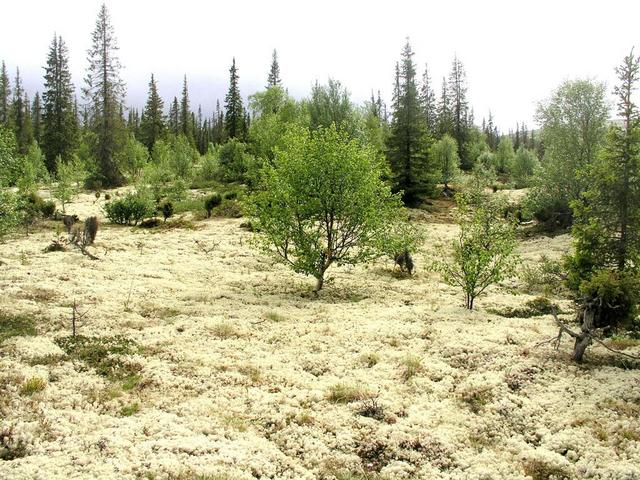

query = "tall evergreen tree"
[83,4,126,187]
[168,96,179,134]
[213,99,225,144]
[139,73,165,150]
[0,61,10,125]
[179,75,193,141]
[31,92,43,145]
[42,35,78,171]
[267,49,282,88]
[386,40,437,206]
[420,63,437,136]
[573,49,640,273]
[11,68,33,154]
[437,78,453,137]
[225,57,244,139]
[448,55,471,169]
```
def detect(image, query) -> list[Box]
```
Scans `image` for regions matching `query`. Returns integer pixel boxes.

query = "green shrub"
[204,193,222,218]
[161,201,174,222]
[40,200,56,218]
[103,192,154,225]
[20,377,46,396]
[55,335,139,381]
[577,269,639,333]
[0,313,36,343]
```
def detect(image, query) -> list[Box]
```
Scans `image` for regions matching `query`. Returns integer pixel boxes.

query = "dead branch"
[194,239,220,255]
[535,307,640,361]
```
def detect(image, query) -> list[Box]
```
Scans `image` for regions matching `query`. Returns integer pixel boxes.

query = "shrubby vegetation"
[249,126,403,292]
[433,190,518,309]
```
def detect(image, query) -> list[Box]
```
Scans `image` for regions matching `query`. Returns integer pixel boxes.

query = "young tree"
[448,55,472,169]
[250,125,402,293]
[420,63,437,136]
[83,4,126,187]
[31,93,42,145]
[179,75,193,142]
[52,156,77,213]
[387,40,438,206]
[434,191,517,309]
[267,49,282,88]
[437,78,453,137]
[0,61,9,126]
[308,78,357,136]
[527,79,609,226]
[225,58,244,139]
[512,147,539,188]
[139,74,165,151]
[495,136,515,174]
[42,35,78,172]
[430,134,460,190]
[11,69,33,154]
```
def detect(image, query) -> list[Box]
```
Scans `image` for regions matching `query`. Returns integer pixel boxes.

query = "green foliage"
[0,312,36,343]
[469,154,497,191]
[196,145,220,183]
[519,255,567,295]
[576,270,639,332]
[491,296,558,318]
[387,41,438,205]
[161,201,173,222]
[20,377,46,396]
[430,134,460,188]
[16,143,49,194]
[142,140,188,203]
[495,137,515,174]
[374,216,423,266]
[217,139,251,183]
[308,79,359,137]
[115,133,149,182]
[169,134,198,179]
[512,147,539,188]
[433,191,518,309]
[0,125,20,186]
[204,193,222,218]
[55,335,139,380]
[0,190,20,241]
[103,191,154,225]
[527,79,609,228]
[52,156,78,213]
[249,125,402,292]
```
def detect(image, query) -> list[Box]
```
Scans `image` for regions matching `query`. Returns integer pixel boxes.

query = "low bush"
[55,335,140,381]
[103,192,154,225]
[204,193,222,218]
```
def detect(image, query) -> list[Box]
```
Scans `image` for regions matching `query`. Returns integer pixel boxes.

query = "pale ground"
[1,190,639,480]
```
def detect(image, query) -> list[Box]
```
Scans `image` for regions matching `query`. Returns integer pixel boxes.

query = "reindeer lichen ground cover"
[1,191,639,480]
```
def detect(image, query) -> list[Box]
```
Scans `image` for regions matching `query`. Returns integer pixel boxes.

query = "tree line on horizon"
[0,3,539,194]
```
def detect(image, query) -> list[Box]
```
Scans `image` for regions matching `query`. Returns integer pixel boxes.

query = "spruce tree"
[386,39,437,206]
[573,49,640,273]
[448,56,471,169]
[437,78,453,137]
[179,75,193,141]
[0,61,10,126]
[43,35,78,172]
[420,63,437,136]
[31,93,42,145]
[168,97,179,134]
[83,3,126,187]
[267,49,282,87]
[139,73,165,150]
[225,57,244,139]
[10,68,33,154]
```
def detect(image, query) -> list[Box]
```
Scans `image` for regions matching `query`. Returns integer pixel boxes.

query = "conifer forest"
[1,2,640,479]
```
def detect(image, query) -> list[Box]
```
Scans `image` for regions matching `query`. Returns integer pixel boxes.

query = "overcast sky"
[1,0,638,131]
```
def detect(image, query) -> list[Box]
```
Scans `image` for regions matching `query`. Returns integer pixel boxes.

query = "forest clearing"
[1,190,639,480]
